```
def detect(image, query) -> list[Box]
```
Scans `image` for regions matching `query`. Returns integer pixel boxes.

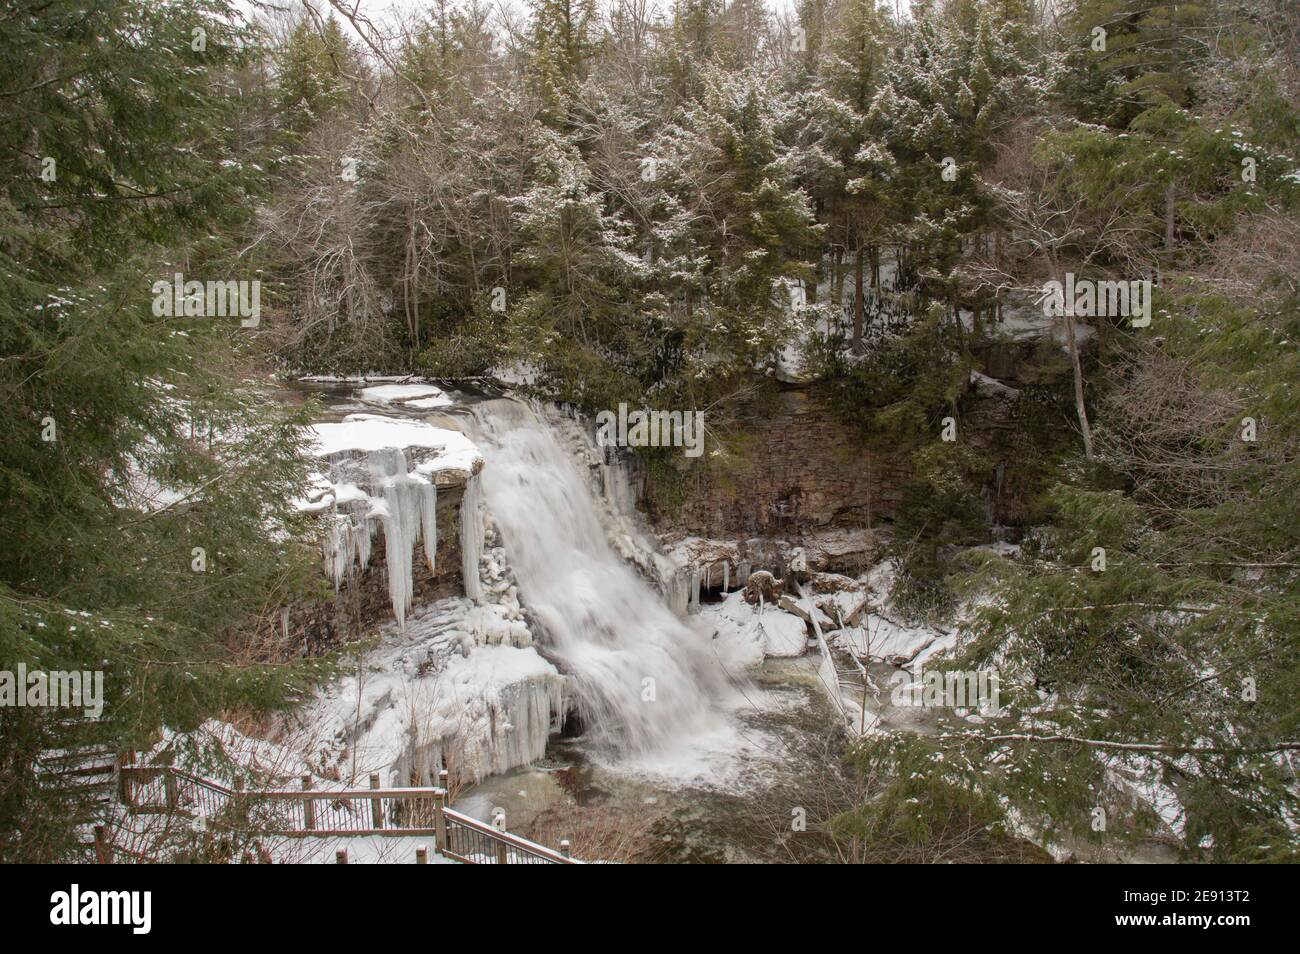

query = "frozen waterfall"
[316,447,439,629]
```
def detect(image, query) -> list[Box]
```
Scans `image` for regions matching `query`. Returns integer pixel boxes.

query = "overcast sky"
[250,0,805,31]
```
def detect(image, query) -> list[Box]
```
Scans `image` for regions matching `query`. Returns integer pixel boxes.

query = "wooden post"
[434,769,448,854]
[116,752,133,806]
[369,773,383,829]
[163,769,178,811]
[559,839,571,860]
[335,849,348,864]
[415,845,428,864]
[302,774,315,831]
[494,810,508,865]
[93,825,110,864]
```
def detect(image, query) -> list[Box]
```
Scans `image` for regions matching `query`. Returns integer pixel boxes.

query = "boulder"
[778,595,836,634]
[845,596,871,628]
[743,570,783,606]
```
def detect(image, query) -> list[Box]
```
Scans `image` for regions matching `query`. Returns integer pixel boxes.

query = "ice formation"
[303,413,483,628]
[302,596,567,787]
[460,474,484,603]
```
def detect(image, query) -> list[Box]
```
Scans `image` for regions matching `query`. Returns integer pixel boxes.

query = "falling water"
[467,400,735,760]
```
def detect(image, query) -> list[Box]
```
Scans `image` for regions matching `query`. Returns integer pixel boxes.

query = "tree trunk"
[1066,313,1094,459]
[1164,184,1176,251]
[832,244,844,319]
[852,239,865,353]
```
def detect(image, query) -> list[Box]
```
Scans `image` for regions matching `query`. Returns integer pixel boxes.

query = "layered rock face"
[655,390,908,538]
[650,386,1031,543]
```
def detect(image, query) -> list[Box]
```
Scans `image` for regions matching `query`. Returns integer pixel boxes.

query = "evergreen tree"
[0,0,320,861]
[275,14,361,140]
[529,0,602,124]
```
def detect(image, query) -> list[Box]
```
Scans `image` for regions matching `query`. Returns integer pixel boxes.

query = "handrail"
[118,765,579,864]
[441,805,574,864]
[123,765,457,800]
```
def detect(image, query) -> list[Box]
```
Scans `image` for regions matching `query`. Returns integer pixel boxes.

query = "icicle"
[379,493,412,627]
[358,447,443,628]
[665,566,689,617]
[722,561,729,592]
[461,474,484,603]
[689,568,701,611]
[354,514,372,573]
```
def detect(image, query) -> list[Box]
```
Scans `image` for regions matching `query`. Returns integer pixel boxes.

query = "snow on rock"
[698,590,809,659]
[827,562,956,667]
[834,612,954,666]
[358,383,454,408]
[309,413,481,474]
[969,369,1021,401]
[663,529,876,582]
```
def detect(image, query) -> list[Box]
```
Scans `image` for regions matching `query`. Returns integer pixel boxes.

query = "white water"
[467,400,738,762]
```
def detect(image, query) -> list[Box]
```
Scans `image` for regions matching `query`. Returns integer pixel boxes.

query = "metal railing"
[119,765,578,864]
[440,805,573,865]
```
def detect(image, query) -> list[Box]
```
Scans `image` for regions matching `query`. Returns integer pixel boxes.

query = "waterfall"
[466,400,734,759]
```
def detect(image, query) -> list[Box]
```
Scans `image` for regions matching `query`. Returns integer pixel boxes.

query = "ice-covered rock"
[303,596,567,788]
[303,414,485,627]
[701,590,809,659]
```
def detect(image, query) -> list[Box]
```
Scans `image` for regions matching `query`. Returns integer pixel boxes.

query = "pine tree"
[651,67,821,390]
[0,0,320,861]
[529,0,602,124]
[275,15,361,140]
